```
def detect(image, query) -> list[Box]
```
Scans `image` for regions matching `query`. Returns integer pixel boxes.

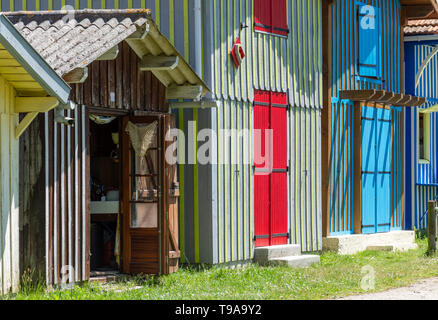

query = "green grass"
[5,238,438,300]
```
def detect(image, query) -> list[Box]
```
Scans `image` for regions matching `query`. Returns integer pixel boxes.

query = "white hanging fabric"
[125,121,158,158]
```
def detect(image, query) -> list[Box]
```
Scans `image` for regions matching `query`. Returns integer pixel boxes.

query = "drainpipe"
[194,0,202,88]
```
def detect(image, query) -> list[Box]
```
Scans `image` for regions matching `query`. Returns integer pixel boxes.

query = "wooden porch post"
[353,102,362,234]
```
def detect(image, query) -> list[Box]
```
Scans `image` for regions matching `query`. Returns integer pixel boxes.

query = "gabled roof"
[0,14,70,103]
[5,9,210,98]
[405,19,438,35]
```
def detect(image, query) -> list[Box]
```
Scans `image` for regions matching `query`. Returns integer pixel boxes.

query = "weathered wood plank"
[166,85,203,100]
[15,97,59,113]
[139,55,179,71]
[62,68,88,84]
[1,113,12,294]
[96,46,119,61]
[15,112,39,139]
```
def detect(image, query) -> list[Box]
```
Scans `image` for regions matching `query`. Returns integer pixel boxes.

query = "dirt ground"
[339,277,438,300]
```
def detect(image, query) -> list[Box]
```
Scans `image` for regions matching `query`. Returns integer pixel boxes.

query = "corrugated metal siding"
[405,42,438,230]
[329,0,403,234]
[12,0,323,263]
[44,105,89,286]
[0,76,20,294]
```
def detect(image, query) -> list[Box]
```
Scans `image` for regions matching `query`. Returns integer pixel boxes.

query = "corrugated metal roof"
[405,19,438,35]
[4,9,209,97]
[0,14,70,103]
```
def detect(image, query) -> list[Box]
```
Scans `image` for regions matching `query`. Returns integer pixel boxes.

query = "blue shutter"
[357,5,381,78]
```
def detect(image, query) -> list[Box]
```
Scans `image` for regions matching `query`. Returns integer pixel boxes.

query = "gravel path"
[339,277,438,300]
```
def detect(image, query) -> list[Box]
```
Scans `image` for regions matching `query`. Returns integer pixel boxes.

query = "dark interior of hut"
[89,116,121,275]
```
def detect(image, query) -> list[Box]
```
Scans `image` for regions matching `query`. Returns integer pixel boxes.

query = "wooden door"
[254,90,288,247]
[122,115,161,275]
[121,114,179,275]
[361,106,391,234]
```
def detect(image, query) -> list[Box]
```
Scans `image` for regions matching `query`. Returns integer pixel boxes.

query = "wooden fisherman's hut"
[7,9,209,287]
[6,0,325,268]
[0,13,70,294]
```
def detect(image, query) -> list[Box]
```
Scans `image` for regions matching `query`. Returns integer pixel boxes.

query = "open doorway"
[89,115,122,278]
[88,113,180,278]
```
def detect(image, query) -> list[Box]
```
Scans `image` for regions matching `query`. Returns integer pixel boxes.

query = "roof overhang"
[6,9,210,102]
[339,90,427,107]
[125,14,210,100]
[0,14,70,104]
[401,0,438,20]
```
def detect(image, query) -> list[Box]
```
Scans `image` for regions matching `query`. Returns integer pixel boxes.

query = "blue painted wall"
[328,0,403,235]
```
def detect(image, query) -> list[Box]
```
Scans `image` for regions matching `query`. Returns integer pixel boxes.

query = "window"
[357,4,382,80]
[419,112,430,163]
[254,0,289,37]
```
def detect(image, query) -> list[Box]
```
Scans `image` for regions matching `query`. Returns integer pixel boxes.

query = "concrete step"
[254,244,302,262]
[323,231,418,255]
[270,255,321,268]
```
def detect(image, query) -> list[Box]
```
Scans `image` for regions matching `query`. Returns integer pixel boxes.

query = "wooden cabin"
[404,18,438,230]
[0,14,70,295]
[321,0,436,245]
[8,10,209,287]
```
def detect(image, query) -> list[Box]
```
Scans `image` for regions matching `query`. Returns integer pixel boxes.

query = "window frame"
[418,111,431,164]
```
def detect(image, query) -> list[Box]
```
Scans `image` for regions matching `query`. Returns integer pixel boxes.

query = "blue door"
[361,106,391,234]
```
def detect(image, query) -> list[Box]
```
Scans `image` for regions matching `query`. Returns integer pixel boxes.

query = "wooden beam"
[15,112,38,139]
[140,55,179,71]
[353,102,362,234]
[97,46,119,61]
[169,100,219,109]
[398,95,414,106]
[339,90,384,101]
[166,85,203,100]
[15,97,59,113]
[62,67,88,84]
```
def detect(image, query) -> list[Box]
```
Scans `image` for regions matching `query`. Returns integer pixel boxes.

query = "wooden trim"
[62,67,88,84]
[15,97,59,113]
[84,106,91,281]
[353,102,362,234]
[339,90,427,107]
[121,116,130,274]
[87,106,129,117]
[139,55,179,71]
[165,85,203,100]
[15,112,39,139]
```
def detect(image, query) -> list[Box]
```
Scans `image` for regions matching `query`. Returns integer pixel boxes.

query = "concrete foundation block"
[323,231,417,255]
[254,244,301,263]
[270,255,321,268]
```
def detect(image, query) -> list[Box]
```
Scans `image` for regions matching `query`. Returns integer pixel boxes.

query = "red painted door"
[254,90,288,248]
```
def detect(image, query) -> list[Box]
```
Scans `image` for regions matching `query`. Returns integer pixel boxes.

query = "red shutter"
[271,0,289,36]
[254,90,288,248]
[254,0,272,33]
